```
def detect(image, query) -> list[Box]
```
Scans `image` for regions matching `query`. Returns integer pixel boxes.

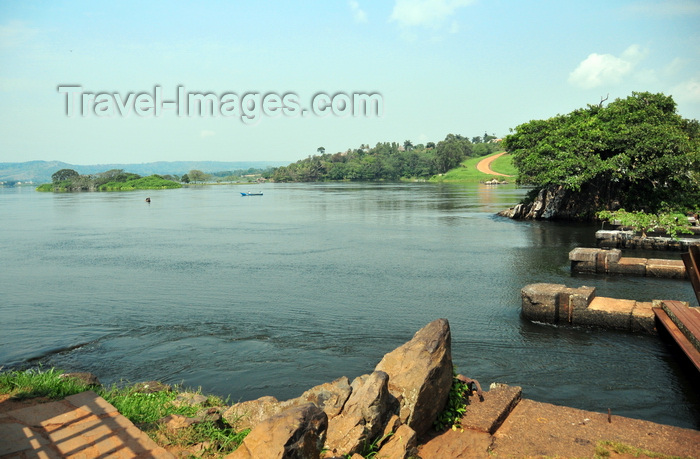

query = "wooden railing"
[652,246,700,371]
[681,245,700,307]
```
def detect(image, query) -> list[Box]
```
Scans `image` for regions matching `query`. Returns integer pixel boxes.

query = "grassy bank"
[0,367,246,457]
[36,174,181,192]
[98,175,182,191]
[429,151,516,183]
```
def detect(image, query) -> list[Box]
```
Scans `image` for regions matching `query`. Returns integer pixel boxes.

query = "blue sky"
[1,0,699,164]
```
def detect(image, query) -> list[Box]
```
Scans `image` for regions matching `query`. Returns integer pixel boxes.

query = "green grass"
[488,153,517,176]
[0,367,93,400]
[35,183,55,192]
[429,151,516,183]
[433,370,469,432]
[99,175,182,191]
[99,385,200,424]
[0,367,246,458]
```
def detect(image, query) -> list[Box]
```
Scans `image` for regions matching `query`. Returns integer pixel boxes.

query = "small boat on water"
[240,191,263,196]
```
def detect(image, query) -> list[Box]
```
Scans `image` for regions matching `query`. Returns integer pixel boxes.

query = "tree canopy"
[503,92,700,215]
[269,133,502,182]
[38,169,181,192]
[51,168,80,183]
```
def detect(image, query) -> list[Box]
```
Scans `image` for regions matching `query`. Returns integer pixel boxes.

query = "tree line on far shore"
[269,134,502,182]
[37,168,181,191]
[36,166,273,192]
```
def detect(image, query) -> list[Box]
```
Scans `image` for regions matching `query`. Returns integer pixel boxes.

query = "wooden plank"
[653,307,700,372]
[661,300,700,352]
[682,245,700,306]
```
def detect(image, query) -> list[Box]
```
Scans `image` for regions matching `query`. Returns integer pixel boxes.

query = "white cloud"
[200,130,216,138]
[625,0,700,16]
[349,1,368,23]
[664,57,689,76]
[0,20,38,49]
[390,0,474,28]
[671,76,700,103]
[568,45,648,89]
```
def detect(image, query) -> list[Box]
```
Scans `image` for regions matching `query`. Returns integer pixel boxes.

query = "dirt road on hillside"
[476,152,511,177]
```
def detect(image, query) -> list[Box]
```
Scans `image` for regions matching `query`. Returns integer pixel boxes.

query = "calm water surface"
[1,183,698,428]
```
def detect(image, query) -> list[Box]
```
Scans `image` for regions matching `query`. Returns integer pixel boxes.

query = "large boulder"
[324,371,396,456]
[223,396,283,431]
[498,184,605,221]
[226,403,328,459]
[223,378,352,431]
[374,318,453,437]
[375,424,419,459]
[293,377,352,419]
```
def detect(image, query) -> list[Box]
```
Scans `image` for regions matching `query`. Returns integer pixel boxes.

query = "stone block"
[571,260,597,273]
[558,287,596,323]
[574,297,634,330]
[65,391,118,416]
[569,247,601,262]
[631,302,656,333]
[521,284,565,324]
[417,427,492,459]
[8,401,93,428]
[560,286,596,311]
[595,249,622,273]
[0,422,55,456]
[461,384,522,434]
[603,249,622,264]
[646,259,687,279]
[608,258,647,276]
[521,283,565,305]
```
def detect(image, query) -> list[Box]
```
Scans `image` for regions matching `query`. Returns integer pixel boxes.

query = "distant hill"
[0,160,287,184]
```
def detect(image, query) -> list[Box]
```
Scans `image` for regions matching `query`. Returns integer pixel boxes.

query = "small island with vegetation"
[36,168,182,192]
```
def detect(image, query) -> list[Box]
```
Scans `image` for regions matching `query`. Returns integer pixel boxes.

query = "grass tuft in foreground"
[0,367,93,400]
[0,367,246,458]
[433,370,469,431]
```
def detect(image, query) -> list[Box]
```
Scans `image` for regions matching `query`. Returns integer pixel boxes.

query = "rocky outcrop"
[223,377,352,432]
[498,185,598,220]
[227,403,328,459]
[324,371,395,456]
[221,319,454,458]
[223,396,284,431]
[375,424,419,458]
[374,318,453,437]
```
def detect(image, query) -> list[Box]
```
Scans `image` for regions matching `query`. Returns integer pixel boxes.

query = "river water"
[1,183,698,428]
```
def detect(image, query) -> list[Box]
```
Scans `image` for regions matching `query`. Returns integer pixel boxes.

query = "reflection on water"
[0,183,698,429]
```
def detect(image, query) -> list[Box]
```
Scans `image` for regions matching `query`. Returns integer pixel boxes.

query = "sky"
[1,0,699,165]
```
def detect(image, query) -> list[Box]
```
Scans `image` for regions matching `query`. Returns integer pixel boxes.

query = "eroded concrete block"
[575,297,634,330]
[646,259,686,279]
[608,258,647,276]
[631,302,656,333]
[461,384,522,434]
[560,286,596,310]
[570,248,621,274]
[569,248,602,263]
[521,283,566,323]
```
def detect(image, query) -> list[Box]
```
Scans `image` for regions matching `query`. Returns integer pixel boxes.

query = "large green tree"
[187,169,209,183]
[51,168,79,183]
[435,134,472,173]
[503,92,700,216]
